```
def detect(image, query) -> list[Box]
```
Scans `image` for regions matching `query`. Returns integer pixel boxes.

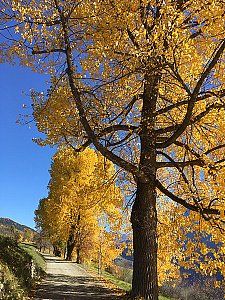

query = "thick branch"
[155,89,225,116]
[157,151,205,214]
[55,3,143,179]
[155,99,225,137]
[156,143,225,168]
[71,124,138,151]
[174,140,201,158]
[192,102,225,124]
[156,156,202,168]
[127,28,140,49]
[157,39,225,148]
[156,179,220,215]
[105,132,133,147]
[205,144,225,155]
[110,95,140,123]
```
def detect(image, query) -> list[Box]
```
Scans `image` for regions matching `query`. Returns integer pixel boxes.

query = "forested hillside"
[0,218,35,242]
[0,218,35,233]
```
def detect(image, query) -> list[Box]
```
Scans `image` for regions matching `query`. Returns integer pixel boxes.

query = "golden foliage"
[1,0,225,290]
[35,147,125,266]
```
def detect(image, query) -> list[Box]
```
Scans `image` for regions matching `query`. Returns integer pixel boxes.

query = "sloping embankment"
[0,236,45,299]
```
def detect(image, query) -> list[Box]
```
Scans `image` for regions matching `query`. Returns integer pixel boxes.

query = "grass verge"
[19,243,46,278]
[84,263,171,300]
[87,263,131,291]
[0,236,32,299]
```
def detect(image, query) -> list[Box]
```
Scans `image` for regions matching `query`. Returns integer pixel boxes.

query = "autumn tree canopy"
[35,147,125,264]
[1,1,225,298]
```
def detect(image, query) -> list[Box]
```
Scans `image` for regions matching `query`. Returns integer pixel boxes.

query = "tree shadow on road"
[34,273,121,299]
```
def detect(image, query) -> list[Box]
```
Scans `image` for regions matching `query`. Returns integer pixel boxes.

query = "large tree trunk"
[131,181,158,299]
[66,230,75,261]
[131,73,159,299]
[66,213,81,261]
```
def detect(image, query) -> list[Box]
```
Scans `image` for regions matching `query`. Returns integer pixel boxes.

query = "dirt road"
[33,255,122,300]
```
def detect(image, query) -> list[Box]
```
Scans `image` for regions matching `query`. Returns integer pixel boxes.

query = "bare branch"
[174,140,201,158]
[32,48,66,54]
[156,151,206,217]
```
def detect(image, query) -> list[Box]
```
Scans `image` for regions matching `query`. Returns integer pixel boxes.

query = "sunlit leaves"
[1,0,225,290]
[35,147,125,266]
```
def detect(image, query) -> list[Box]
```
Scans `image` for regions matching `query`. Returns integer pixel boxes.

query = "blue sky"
[0,63,55,229]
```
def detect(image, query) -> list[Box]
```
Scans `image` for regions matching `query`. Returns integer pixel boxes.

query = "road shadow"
[42,254,65,263]
[42,254,79,264]
[34,271,121,299]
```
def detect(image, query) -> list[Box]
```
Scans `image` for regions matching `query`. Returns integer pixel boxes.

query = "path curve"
[33,254,121,300]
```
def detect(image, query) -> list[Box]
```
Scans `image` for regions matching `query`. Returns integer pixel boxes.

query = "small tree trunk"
[98,241,102,276]
[76,247,81,263]
[64,247,67,259]
[53,245,61,257]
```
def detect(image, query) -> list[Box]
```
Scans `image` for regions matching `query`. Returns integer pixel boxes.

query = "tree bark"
[76,247,81,263]
[131,181,158,299]
[66,213,81,261]
[66,230,75,260]
[53,245,62,257]
[131,72,159,299]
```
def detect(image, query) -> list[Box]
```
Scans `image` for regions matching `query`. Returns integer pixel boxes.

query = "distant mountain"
[121,239,133,261]
[114,256,133,269]
[114,238,133,269]
[0,218,35,237]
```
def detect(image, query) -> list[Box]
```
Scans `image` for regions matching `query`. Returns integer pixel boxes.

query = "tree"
[156,198,225,290]
[35,147,125,264]
[33,228,52,253]
[1,1,225,298]
[23,228,34,242]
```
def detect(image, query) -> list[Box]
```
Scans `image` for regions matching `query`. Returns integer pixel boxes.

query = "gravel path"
[33,254,121,300]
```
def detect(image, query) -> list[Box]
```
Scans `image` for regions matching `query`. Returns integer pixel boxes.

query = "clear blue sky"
[0,63,55,229]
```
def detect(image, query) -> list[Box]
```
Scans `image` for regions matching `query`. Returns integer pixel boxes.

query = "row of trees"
[1,0,225,298]
[36,148,225,290]
[35,148,126,266]
[7,226,34,243]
